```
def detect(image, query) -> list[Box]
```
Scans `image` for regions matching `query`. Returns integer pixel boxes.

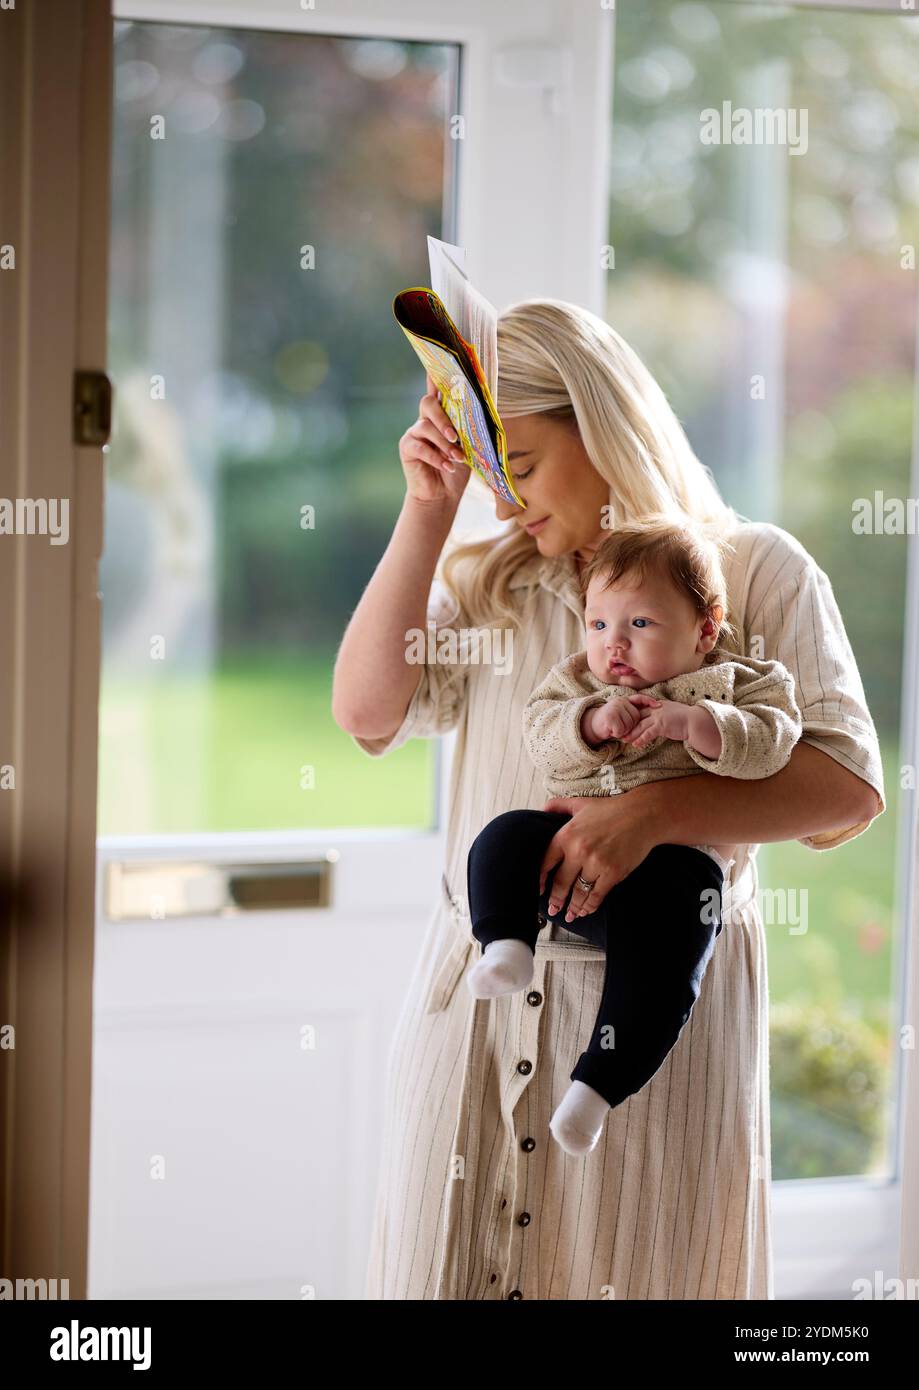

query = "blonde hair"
[579,515,739,660]
[438,298,742,631]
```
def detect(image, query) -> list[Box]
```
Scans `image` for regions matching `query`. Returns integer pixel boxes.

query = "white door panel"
[91,838,441,1297]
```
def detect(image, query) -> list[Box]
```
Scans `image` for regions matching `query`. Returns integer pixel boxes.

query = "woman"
[332,300,885,1300]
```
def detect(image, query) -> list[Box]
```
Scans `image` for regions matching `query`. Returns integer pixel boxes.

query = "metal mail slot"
[105,855,336,921]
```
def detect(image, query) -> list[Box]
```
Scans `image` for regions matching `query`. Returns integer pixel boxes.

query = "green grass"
[758,739,899,1035]
[97,650,436,835]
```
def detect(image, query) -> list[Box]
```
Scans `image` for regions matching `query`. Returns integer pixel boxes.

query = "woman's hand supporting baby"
[582,695,723,759]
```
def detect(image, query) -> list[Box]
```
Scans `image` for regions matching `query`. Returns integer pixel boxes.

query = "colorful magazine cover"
[392,239,524,508]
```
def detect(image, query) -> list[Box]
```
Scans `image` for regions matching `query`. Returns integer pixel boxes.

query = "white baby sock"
[466,938,534,999]
[549,1081,610,1156]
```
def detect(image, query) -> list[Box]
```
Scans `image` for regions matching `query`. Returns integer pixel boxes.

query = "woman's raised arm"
[332,495,455,739]
[332,374,470,742]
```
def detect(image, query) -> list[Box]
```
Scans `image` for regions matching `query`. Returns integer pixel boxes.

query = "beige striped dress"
[352,518,886,1300]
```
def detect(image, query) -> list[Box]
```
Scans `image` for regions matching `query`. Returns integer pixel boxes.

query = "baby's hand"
[619,697,692,749]
[588,693,662,744]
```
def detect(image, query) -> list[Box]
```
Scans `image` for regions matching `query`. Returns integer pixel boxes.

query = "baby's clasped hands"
[583,692,662,746]
[619,697,708,751]
[583,693,720,755]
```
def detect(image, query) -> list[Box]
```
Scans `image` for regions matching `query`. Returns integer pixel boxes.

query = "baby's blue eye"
[632,618,649,628]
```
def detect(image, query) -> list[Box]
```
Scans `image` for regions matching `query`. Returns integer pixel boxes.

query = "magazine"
[392,236,524,508]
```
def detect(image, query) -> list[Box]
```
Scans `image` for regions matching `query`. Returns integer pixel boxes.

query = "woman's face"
[495,413,610,562]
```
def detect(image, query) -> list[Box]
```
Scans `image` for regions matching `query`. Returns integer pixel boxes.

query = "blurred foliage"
[105,26,457,661]
[609,1,919,742]
[782,377,912,732]
[770,1002,889,1179]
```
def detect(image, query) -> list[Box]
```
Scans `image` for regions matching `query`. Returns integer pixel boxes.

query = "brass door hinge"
[73,369,112,446]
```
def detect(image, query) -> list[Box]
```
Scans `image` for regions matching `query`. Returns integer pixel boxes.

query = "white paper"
[426,235,499,402]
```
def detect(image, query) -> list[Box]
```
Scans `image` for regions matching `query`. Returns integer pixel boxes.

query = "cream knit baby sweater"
[522,650,803,799]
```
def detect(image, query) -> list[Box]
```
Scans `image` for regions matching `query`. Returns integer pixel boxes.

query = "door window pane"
[609,1,917,1180]
[100,22,459,834]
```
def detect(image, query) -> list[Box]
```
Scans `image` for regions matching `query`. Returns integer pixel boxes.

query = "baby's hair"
[577,515,739,656]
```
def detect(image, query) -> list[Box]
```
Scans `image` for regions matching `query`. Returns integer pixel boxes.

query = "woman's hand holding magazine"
[399,372,472,511]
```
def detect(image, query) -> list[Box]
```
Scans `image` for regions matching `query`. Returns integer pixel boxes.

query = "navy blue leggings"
[466,809,725,1111]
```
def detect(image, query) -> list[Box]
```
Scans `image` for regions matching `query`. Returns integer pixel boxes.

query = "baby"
[465,517,803,1156]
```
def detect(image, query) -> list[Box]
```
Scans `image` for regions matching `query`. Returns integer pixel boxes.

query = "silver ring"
[576,874,595,892]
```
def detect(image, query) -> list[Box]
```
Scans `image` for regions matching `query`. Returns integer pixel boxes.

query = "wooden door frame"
[0,0,111,1299]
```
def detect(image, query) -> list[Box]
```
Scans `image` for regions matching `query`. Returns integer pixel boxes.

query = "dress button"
[489,1273,497,1284]
[507,1289,523,1300]
[521,1137,536,1152]
[517,1211,531,1227]
[517,1059,532,1075]
[501,1197,507,1209]
[526,991,542,1007]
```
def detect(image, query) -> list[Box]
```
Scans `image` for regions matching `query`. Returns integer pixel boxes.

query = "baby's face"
[584,568,711,689]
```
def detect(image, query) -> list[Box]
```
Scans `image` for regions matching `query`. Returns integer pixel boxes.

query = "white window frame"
[114,0,919,1299]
